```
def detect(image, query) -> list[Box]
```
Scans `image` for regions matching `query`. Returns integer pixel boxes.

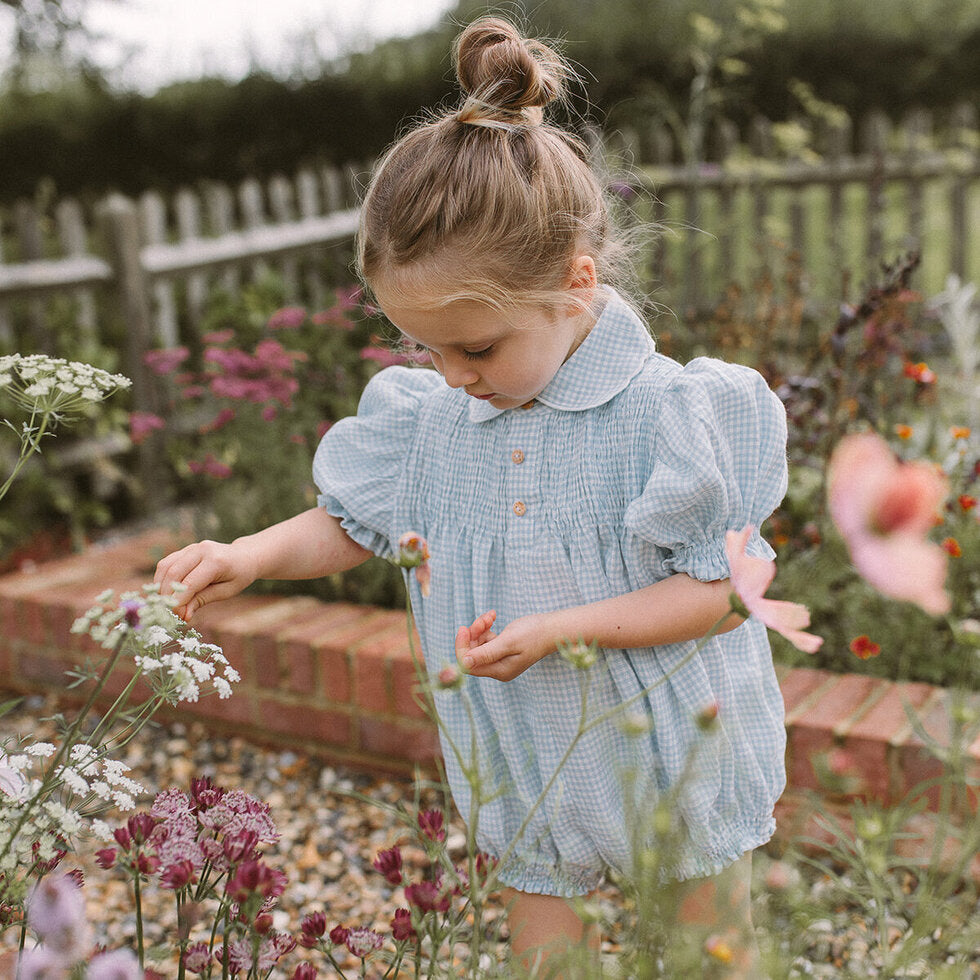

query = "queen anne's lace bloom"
[0,354,130,416]
[72,586,240,703]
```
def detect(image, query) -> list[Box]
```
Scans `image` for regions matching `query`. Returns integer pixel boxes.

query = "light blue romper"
[313,288,788,896]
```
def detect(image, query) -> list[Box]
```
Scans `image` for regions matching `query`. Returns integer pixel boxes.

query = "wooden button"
[511,449,525,464]
[513,501,526,516]
[520,400,535,410]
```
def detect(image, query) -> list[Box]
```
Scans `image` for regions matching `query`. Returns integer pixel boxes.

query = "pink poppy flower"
[724,527,823,653]
[827,432,950,615]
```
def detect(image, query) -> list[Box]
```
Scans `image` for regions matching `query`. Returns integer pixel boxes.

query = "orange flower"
[950,426,971,440]
[705,935,735,964]
[958,494,977,512]
[893,424,913,440]
[849,635,881,659]
[942,537,962,558]
[903,361,937,383]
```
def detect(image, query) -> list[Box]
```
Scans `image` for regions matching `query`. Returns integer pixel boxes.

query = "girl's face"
[374,258,597,412]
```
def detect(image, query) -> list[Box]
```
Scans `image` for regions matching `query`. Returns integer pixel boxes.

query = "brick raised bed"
[1,529,977,849]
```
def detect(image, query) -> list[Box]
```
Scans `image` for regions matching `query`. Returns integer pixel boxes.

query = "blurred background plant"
[141,280,413,609]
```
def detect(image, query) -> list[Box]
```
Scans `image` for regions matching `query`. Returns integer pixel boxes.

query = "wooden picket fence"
[0,103,978,505]
[612,102,980,316]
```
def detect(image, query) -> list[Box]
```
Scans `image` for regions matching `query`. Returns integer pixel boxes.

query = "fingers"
[154,542,239,622]
[454,625,471,665]
[469,609,497,637]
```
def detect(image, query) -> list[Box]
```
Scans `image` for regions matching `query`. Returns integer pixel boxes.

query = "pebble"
[1,693,978,977]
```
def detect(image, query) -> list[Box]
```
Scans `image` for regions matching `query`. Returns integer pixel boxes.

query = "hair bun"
[453,17,566,121]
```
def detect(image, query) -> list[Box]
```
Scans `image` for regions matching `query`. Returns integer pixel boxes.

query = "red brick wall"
[2,530,977,813]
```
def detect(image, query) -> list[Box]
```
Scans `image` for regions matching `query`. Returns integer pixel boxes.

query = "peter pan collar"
[468,287,656,423]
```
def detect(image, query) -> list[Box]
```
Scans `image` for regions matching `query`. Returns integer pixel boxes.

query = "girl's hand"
[154,540,258,621]
[455,611,559,682]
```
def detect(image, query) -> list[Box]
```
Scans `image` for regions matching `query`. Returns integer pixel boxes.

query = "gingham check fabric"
[314,289,789,895]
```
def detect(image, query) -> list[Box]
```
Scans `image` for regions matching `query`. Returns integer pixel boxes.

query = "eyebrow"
[399,332,499,350]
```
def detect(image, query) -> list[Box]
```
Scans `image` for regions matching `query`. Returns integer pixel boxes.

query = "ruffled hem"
[658,816,777,883]
[317,492,392,559]
[491,854,606,898]
[662,528,777,582]
[484,815,777,897]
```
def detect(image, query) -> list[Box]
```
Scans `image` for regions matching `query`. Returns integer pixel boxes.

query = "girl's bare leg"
[669,852,765,978]
[502,887,600,978]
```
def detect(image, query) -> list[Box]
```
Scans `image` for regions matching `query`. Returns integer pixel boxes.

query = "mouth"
[468,392,496,401]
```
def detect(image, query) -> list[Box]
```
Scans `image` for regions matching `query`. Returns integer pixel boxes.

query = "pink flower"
[182,942,213,974]
[0,754,26,800]
[827,432,950,615]
[345,928,384,958]
[129,411,166,444]
[372,846,403,885]
[267,306,308,330]
[391,907,417,942]
[144,346,190,375]
[198,407,236,433]
[16,946,71,979]
[724,527,823,653]
[417,808,446,843]
[405,879,451,913]
[86,949,142,980]
[226,859,287,902]
[188,454,233,479]
[299,911,327,948]
[26,873,91,958]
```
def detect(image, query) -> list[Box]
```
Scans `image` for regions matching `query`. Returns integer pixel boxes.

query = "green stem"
[0,630,131,880]
[134,869,145,968]
[84,668,147,748]
[0,411,50,504]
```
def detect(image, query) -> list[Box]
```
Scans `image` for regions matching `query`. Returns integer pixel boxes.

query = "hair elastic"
[456,100,544,132]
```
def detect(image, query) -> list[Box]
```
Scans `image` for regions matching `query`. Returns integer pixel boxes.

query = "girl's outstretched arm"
[458,574,742,682]
[154,507,372,621]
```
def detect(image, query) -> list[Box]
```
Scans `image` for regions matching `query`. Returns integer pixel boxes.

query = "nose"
[439,353,480,389]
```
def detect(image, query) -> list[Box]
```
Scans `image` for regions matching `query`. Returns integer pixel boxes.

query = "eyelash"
[402,340,493,361]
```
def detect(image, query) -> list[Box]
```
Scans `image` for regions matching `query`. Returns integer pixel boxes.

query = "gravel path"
[1,692,977,978]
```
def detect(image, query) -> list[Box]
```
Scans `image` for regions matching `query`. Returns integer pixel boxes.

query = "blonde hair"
[357,16,631,314]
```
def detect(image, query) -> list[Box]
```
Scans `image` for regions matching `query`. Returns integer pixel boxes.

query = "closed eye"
[463,345,494,361]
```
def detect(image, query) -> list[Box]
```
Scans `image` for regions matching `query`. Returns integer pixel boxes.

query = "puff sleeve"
[624,357,788,581]
[313,366,442,557]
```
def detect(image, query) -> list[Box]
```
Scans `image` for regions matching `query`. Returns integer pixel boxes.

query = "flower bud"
[558,639,598,671]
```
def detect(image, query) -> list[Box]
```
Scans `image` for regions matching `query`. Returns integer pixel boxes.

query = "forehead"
[378,296,537,348]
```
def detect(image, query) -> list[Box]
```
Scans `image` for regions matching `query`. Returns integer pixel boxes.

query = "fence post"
[98,193,163,507]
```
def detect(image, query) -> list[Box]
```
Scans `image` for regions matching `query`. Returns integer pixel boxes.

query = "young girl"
[155,17,787,976]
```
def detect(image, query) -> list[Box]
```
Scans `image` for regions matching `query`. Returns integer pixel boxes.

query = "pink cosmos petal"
[725,527,823,653]
[828,432,950,616]
[848,530,951,616]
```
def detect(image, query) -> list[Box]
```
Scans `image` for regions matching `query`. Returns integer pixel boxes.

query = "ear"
[565,254,597,308]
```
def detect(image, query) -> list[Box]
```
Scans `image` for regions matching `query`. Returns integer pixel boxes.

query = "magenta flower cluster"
[297,807,499,976]
[95,777,303,977]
